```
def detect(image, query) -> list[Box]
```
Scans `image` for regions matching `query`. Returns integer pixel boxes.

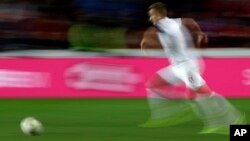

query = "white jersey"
[155,17,195,64]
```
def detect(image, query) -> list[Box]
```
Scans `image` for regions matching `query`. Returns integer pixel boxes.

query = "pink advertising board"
[0,57,249,98]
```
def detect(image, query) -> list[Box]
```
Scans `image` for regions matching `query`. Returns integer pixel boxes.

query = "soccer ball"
[20,117,43,136]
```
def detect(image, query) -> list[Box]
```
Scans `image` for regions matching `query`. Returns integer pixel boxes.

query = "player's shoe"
[199,125,229,135]
[139,108,195,128]
[198,114,247,135]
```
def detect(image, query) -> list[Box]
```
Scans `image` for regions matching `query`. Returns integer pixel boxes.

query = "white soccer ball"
[20,117,43,136]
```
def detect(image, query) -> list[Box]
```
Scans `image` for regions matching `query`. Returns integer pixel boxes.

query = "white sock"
[193,93,242,128]
[146,88,191,120]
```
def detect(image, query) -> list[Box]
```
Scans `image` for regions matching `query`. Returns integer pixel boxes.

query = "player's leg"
[193,85,246,134]
[193,92,246,134]
[146,69,181,99]
[141,66,194,127]
[176,62,246,134]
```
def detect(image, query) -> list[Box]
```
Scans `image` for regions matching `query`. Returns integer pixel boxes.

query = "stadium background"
[0,0,249,141]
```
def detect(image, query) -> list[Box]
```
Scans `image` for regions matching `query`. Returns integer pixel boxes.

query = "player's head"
[148,2,167,24]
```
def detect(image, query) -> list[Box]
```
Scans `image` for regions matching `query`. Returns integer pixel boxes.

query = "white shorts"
[157,60,205,90]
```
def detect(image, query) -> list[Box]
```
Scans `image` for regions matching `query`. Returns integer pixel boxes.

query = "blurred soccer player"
[140,2,245,134]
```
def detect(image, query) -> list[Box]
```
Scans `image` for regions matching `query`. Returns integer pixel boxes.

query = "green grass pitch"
[0,99,249,141]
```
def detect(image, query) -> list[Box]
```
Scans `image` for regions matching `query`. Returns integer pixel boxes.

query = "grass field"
[0,99,249,141]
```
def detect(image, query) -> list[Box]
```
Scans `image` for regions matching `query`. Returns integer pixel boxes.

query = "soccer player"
[141,2,245,134]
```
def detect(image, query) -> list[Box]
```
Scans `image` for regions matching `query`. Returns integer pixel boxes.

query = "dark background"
[0,0,249,51]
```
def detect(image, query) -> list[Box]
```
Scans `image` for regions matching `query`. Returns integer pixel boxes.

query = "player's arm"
[140,31,151,55]
[140,33,147,50]
[140,27,163,53]
[181,18,208,48]
[140,31,150,55]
